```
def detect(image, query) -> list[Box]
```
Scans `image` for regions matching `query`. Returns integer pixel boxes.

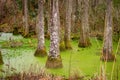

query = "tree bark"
[101,0,115,61]
[78,0,91,47]
[0,0,6,22]
[34,0,47,57]
[46,0,62,68]
[0,51,4,65]
[44,0,50,39]
[72,0,81,33]
[23,0,29,37]
[64,0,72,49]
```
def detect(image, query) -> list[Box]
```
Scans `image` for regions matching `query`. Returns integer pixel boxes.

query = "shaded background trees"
[0,0,120,41]
[0,0,120,62]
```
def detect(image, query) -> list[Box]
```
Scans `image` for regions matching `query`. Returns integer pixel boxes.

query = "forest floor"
[0,33,120,80]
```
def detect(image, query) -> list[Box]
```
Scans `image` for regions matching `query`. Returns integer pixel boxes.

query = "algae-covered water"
[0,33,120,79]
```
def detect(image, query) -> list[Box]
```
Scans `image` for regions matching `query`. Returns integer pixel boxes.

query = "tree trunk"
[0,51,4,65]
[59,0,65,51]
[64,0,72,49]
[44,0,50,39]
[78,0,91,47]
[101,0,115,61]
[72,0,81,33]
[0,0,6,22]
[34,0,47,57]
[46,0,62,68]
[23,0,29,37]
[60,27,65,51]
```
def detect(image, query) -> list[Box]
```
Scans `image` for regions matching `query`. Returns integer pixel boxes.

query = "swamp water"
[0,33,45,77]
[0,33,120,80]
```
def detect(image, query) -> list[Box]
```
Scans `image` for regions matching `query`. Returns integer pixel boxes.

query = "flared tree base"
[65,40,72,50]
[100,53,115,61]
[78,40,91,48]
[34,47,47,57]
[59,41,66,51]
[0,51,4,65]
[45,56,63,68]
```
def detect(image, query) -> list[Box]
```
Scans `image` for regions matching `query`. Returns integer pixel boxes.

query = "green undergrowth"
[0,37,119,79]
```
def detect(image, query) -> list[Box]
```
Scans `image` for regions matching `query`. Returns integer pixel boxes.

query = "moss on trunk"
[34,47,47,57]
[64,40,72,50]
[59,41,65,51]
[45,55,63,68]
[0,51,4,65]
